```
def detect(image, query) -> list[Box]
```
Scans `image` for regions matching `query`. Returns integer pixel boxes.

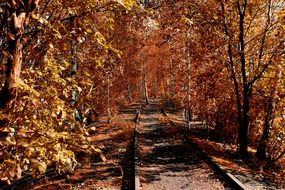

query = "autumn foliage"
[0,0,285,185]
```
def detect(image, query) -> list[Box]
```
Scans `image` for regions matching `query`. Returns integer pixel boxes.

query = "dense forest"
[0,0,285,187]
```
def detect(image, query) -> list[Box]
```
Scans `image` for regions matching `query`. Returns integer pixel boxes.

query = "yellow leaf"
[37,162,47,174]
[63,61,70,67]
[91,145,101,153]
[38,17,49,24]
[86,28,93,34]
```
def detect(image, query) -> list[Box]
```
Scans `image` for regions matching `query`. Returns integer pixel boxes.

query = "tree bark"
[239,87,251,158]
[256,65,281,160]
[238,0,250,158]
[256,98,274,160]
[221,0,250,158]
[152,77,157,99]
[107,75,112,123]
[143,72,150,104]
[0,1,40,108]
[137,81,141,102]
[127,78,132,102]
[170,60,174,98]
[186,41,191,128]
[0,13,24,107]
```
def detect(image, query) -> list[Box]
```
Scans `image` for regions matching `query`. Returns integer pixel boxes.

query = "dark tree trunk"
[237,0,250,158]
[239,89,251,158]
[256,98,274,160]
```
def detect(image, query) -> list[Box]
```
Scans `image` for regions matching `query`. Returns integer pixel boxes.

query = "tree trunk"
[239,88,251,158]
[0,13,25,107]
[144,73,150,104]
[152,77,157,99]
[186,56,191,128]
[170,60,174,98]
[127,78,132,102]
[256,98,274,160]
[237,0,250,158]
[256,65,281,160]
[140,79,144,102]
[0,1,40,108]
[137,80,142,102]
[107,75,112,123]
[0,38,22,107]
[221,0,250,158]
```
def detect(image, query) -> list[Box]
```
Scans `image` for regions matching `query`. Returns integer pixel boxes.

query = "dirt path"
[138,102,230,190]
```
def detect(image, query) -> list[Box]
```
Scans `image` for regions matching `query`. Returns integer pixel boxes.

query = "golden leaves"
[0,0,139,184]
[0,161,22,184]
[278,8,285,28]
[0,54,100,183]
[115,0,138,10]
[16,79,40,98]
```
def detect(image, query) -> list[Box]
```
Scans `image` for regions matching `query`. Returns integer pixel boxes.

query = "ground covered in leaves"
[190,135,285,189]
[165,112,285,190]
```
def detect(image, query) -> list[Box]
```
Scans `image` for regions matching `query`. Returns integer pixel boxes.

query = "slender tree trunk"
[170,79,174,99]
[143,73,150,104]
[141,60,149,104]
[238,0,250,158]
[186,49,191,128]
[127,78,132,102]
[137,81,141,102]
[170,60,174,99]
[107,75,112,123]
[162,81,167,99]
[140,79,144,102]
[152,77,157,99]
[184,23,192,128]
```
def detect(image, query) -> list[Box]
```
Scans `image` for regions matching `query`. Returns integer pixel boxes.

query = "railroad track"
[130,102,252,190]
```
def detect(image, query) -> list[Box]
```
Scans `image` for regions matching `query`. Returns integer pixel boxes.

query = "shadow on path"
[138,103,234,189]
